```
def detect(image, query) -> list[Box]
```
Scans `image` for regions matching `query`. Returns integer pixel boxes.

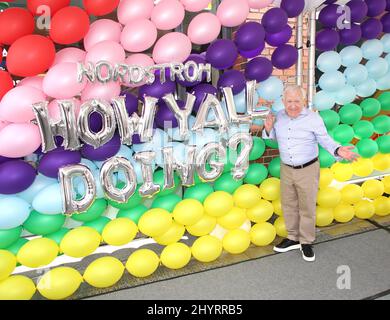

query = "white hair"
[283,85,307,100]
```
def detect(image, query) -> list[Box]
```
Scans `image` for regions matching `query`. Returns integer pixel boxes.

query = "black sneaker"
[301,244,315,262]
[273,239,301,253]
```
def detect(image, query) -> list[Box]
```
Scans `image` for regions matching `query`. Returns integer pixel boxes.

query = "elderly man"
[262,85,358,262]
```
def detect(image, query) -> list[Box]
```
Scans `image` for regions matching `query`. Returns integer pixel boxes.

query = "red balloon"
[83,0,120,16]
[6,35,56,77]
[0,8,35,45]
[49,6,90,45]
[27,0,71,16]
[0,71,14,100]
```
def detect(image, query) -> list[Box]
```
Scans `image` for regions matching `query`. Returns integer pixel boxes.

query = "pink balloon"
[53,48,86,66]
[17,76,44,92]
[120,19,157,52]
[151,0,185,30]
[81,82,121,102]
[0,86,46,123]
[153,32,192,64]
[188,12,221,45]
[0,121,9,131]
[124,54,155,87]
[48,98,81,122]
[0,123,41,158]
[247,0,274,9]
[84,19,122,51]
[217,0,250,27]
[43,63,87,99]
[85,40,126,65]
[117,0,155,25]
[180,0,211,12]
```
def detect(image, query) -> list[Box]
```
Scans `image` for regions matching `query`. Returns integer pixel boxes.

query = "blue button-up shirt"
[262,108,341,166]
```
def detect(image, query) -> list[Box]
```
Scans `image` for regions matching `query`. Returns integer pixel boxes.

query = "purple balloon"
[177,54,206,87]
[155,100,184,128]
[262,8,288,34]
[272,44,298,69]
[38,148,81,178]
[88,112,103,133]
[217,70,246,95]
[206,39,238,70]
[265,25,292,47]
[281,0,305,18]
[81,134,121,161]
[245,57,273,82]
[347,0,368,22]
[132,123,157,145]
[0,156,14,164]
[319,4,343,28]
[0,160,36,194]
[189,83,218,113]
[239,42,265,58]
[339,23,362,45]
[361,18,383,39]
[235,22,265,51]
[387,0,390,11]
[381,13,390,33]
[324,0,337,3]
[123,92,139,115]
[138,78,176,100]
[366,0,386,17]
[316,28,340,51]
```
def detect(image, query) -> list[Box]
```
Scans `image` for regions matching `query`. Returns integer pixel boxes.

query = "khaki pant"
[280,160,320,244]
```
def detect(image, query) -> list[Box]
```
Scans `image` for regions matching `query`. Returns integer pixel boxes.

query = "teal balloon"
[317,51,342,73]
[117,204,148,224]
[334,85,356,105]
[17,174,57,204]
[360,98,381,117]
[151,194,182,212]
[0,226,22,249]
[366,58,389,79]
[339,103,362,125]
[332,124,355,144]
[249,137,266,161]
[313,90,336,110]
[214,173,243,194]
[377,135,390,154]
[5,238,28,256]
[23,211,65,236]
[46,228,69,246]
[319,71,346,92]
[356,139,379,158]
[268,157,281,178]
[83,216,111,234]
[320,110,340,131]
[244,163,268,185]
[361,39,383,60]
[264,138,279,149]
[355,78,377,98]
[0,197,30,229]
[32,183,62,214]
[376,72,390,91]
[71,199,107,222]
[344,64,368,86]
[184,183,214,203]
[340,46,363,67]
[256,76,284,100]
[108,184,142,210]
[153,170,180,197]
[353,120,375,139]
[372,115,390,134]
[319,146,336,168]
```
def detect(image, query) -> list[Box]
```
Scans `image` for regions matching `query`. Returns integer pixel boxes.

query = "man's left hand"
[337,146,360,162]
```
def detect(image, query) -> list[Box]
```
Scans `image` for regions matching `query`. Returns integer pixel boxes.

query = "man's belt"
[283,157,318,169]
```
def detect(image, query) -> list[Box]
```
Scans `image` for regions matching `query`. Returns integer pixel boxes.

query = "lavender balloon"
[361,18,383,39]
[81,134,121,161]
[245,57,273,82]
[138,78,176,100]
[217,70,246,95]
[339,23,362,45]
[235,22,265,52]
[316,29,340,51]
[262,8,288,34]
[319,4,343,28]
[190,83,218,113]
[156,100,185,128]
[0,160,36,194]
[272,44,298,69]
[38,148,81,178]
[366,0,386,17]
[347,0,368,22]
[381,13,390,33]
[280,0,305,18]
[177,54,206,87]
[206,39,238,70]
[239,42,265,58]
[265,25,292,47]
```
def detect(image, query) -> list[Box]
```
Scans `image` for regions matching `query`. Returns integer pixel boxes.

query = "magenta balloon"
[271,44,298,69]
[84,19,122,51]
[120,19,157,52]
[339,23,362,45]
[316,28,340,51]
[151,0,185,30]
[53,47,86,65]
[346,0,368,23]
[235,21,265,51]
[280,0,305,18]
[366,0,386,17]
[0,160,36,194]
[265,25,292,47]
[217,70,246,95]
[117,0,154,25]
[361,18,383,39]
[262,8,288,34]
[206,39,238,70]
[180,0,211,12]
[152,32,192,64]
[81,134,121,161]
[187,12,221,45]
[38,148,81,178]
[319,4,343,28]
[381,13,390,33]
[216,0,249,28]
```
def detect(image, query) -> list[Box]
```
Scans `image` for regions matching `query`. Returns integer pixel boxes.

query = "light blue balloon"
[272,99,285,113]
[189,128,220,149]
[225,123,250,139]
[340,46,363,67]
[355,78,377,98]
[361,39,384,60]
[206,99,228,121]
[233,89,259,113]
[115,145,133,160]
[334,85,357,105]
[381,34,390,53]
[17,174,57,204]
[365,58,389,79]
[76,170,105,199]
[0,197,31,229]
[317,51,342,73]
[313,91,336,111]
[376,72,390,90]
[80,159,98,172]
[385,53,390,65]
[319,71,346,92]
[32,184,63,214]
[256,76,284,100]
[344,64,368,86]
[167,115,197,141]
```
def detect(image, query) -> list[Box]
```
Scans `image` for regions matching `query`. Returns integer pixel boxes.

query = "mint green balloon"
[0,226,22,249]
[360,98,381,117]
[117,205,148,224]
[377,135,390,154]
[71,198,107,222]
[320,109,340,131]
[338,103,362,125]
[353,120,375,139]
[108,185,142,210]
[249,137,266,161]
[319,146,336,168]
[5,238,28,256]
[356,139,379,158]
[45,228,69,246]
[244,163,268,185]
[378,91,390,111]
[83,216,111,234]
[332,124,355,144]
[23,210,65,235]
[268,157,281,178]
[372,115,390,134]
[151,194,182,212]
[264,138,279,149]
[184,183,214,203]
[214,173,243,194]
[154,170,180,197]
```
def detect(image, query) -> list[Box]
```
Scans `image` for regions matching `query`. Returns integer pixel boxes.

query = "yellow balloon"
[317,187,341,208]
[173,199,204,226]
[362,179,385,199]
[274,216,288,238]
[0,250,16,281]
[334,204,355,223]
[186,214,216,237]
[37,267,83,300]
[246,199,274,223]
[354,200,375,219]
[316,207,334,227]
[60,226,101,258]
[125,249,159,277]
[233,184,261,209]
[83,257,124,288]
[204,191,234,217]
[250,222,276,246]
[217,207,247,230]
[153,221,185,245]
[331,162,353,182]
[102,218,138,246]
[0,275,36,300]
[138,208,172,237]
[319,168,334,188]
[383,176,390,194]
[341,184,363,204]
[160,242,191,269]
[371,153,390,171]
[352,158,374,177]
[259,178,280,201]
[373,196,390,216]
[272,198,283,216]
[191,235,222,262]
[17,238,58,268]
[222,229,250,254]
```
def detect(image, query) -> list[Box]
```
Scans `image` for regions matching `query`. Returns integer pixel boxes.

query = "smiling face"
[283,87,306,118]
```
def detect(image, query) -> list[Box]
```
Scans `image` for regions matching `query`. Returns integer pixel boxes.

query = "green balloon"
[23,211,66,236]
[377,135,390,154]
[332,124,355,144]
[268,157,281,178]
[249,137,266,161]
[264,138,278,149]
[71,198,107,222]
[353,120,375,139]
[244,163,268,185]
[319,146,336,168]
[5,238,28,256]
[214,172,243,194]
[117,205,148,224]
[0,226,22,249]
[83,216,111,234]
[356,138,379,158]
[45,228,70,246]
[320,110,340,131]
[372,115,390,134]
[338,103,362,125]
[151,194,182,212]
[360,98,381,117]
[184,183,214,203]
[154,170,180,197]
[108,184,142,209]
[378,92,390,111]
[0,3,10,10]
